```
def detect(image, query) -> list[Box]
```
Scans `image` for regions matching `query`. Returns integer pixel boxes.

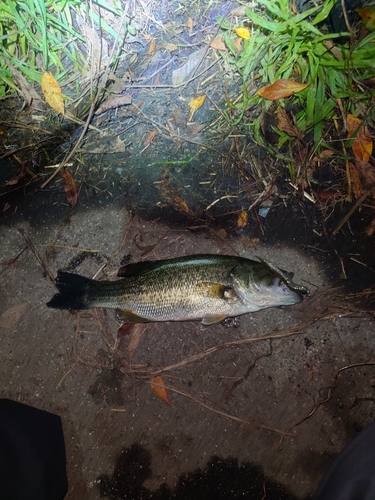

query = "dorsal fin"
[117,260,161,278]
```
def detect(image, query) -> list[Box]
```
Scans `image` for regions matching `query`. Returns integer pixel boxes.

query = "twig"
[147,325,309,376]
[286,361,375,437]
[150,381,294,437]
[332,190,371,236]
[18,228,55,285]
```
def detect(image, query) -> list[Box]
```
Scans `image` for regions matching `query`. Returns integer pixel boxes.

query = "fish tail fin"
[47,271,92,310]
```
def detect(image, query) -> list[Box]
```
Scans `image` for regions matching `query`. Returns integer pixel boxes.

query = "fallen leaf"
[312,150,335,162]
[355,160,375,191]
[258,80,309,100]
[150,376,171,405]
[61,169,78,207]
[146,37,156,55]
[234,37,243,51]
[117,323,134,338]
[127,324,145,362]
[276,107,303,139]
[129,100,144,113]
[187,95,206,121]
[41,72,64,114]
[0,303,28,328]
[165,42,178,52]
[356,7,375,31]
[6,61,44,109]
[209,37,227,51]
[144,130,157,146]
[95,93,132,115]
[172,47,206,86]
[237,211,248,228]
[349,161,363,199]
[347,114,373,162]
[2,202,10,212]
[188,17,194,33]
[235,27,250,39]
[82,135,126,154]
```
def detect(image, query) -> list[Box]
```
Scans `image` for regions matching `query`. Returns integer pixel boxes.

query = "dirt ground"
[0,205,374,500]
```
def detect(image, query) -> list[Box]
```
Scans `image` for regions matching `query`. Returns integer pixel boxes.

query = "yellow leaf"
[41,72,64,114]
[347,114,373,162]
[150,376,171,405]
[235,27,250,40]
[237,211,248,228]
[187,95,206,121]
[257,79,309,100]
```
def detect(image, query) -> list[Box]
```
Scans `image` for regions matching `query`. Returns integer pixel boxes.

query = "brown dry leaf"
[144,130,157,146]
[41,72,64,114]
[349,161,363,199]
[209,37,227,51]
[312,150,335,162]
[117,323,134,338]
[276,107,303,139]
[235,27,250,39]
[146,37,156,55]
[0,303,28,328]
[82,135,126,154]
[95,93,132,115]
[187,95,206,121]
[347,114,373,162]
[127,324,145,362]
[6,60,44,109]
[3,202,10,212]
[172,47,206,85]
[61,169,78,207]
[258,80,309,100]
[355,160,375,191]
[234,37,243,51]
[237,211,248,228]
[188,17,194,33]
[174,194,195,217]
[150,376,171,405]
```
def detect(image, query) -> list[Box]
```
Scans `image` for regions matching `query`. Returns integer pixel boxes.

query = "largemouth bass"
[47,254,309,326]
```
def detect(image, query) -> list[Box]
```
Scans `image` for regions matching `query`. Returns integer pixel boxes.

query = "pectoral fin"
[116,309,151,323]
[201,314,228,326]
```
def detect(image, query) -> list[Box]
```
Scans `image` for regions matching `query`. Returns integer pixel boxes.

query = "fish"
[46,254,309,326]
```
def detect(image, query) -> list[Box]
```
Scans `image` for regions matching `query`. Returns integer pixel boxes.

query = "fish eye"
[276,279,290,293]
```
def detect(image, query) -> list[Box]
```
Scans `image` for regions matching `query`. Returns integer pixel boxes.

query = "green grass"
[218,0,375,155]
[0,0,133,98]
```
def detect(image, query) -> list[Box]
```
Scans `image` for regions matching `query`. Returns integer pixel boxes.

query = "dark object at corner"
[0,399,68,500]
